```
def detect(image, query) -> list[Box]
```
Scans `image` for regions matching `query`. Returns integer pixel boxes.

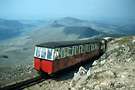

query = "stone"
[92,60,98,66]
[78,66,87,75]
[114,82,125,88]
[100,60,106,65]
[94,85,100,90]
[86,69,91,76]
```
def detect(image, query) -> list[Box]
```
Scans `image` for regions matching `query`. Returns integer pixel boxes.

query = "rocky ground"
[24,36,135,90]
[0,63,37,86]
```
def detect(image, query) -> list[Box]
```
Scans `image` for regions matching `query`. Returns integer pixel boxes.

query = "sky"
[0,0,135,20]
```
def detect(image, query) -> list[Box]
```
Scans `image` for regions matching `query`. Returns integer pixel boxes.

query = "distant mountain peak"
[50,17,87,27]
[60,17,83,22]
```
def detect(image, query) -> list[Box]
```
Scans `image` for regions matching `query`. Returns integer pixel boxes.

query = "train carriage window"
[51,49,54,60]
[95,44,98,49]
[64,47,68,57]
[87,44,89,52]
[84,45,86,52]
[91,44,94,51]
[84,44,86,53]
[98,43,100,49]
[34,47,38,57]
[35,47,41,57]
[84,44,87,53]
[94,44,96,50]
[74,46,77,55]
[94,43,97,49]
[41,48,47,59]
[93,44,95,50]
[86,44,89,53]
[72,46,76,56]
[66,47,70,57]
[80,45,82,53]
[95,43,97,49]
[92,44,94,50]
[94,44,96,49]
[68,47,72,56]
[60,48,65,58]
[76,46,79,54]
[79,45,83,53]
[54,48,60,59]
[86,44,89,52]
[47,49,53,60]
[79,45,81,54]
[88,44,91,52]
[71,47,73,56]
[82,45,85,53]
[63,48,68,58]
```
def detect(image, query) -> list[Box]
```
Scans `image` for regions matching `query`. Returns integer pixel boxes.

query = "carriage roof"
[36,39,101,48]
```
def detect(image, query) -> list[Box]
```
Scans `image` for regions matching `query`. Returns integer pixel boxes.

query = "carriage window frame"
[82,45,85,53]
[68,47,72,56]
[60,48,65,58]
[72,46,76,56]
[79,45,81,54]
[95,44,98,49]
[76,46,79,54]
[54,48,61,59]
[89,44,91,52]
[93,44,95,50]
[41,48,47,59]
[78,45,80,54]
[84,44,87,53]
[34,47,41,58]
[91,44,94,51]
[34,47,38,57]
[64,47,68,57]
[74,46,76,55]
[92,44,94,50]
[47,48,53,60]
[80,45,82,53]
[94,43,97,50]
[83,44,86,53]
[66,47,69,57]
[86,44,89,53]
[94,44,96,49]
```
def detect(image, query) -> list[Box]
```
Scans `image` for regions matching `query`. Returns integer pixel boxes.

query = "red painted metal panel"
[41,60,53,74]
[34,58,41,71]
[53,49,100,73]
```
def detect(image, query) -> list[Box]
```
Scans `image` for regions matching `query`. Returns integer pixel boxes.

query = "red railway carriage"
[34,39,106,74]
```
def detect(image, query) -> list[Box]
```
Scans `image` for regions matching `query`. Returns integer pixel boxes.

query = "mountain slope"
[63,26,102,38]
[0,19,24,40]
[51,17,135,36]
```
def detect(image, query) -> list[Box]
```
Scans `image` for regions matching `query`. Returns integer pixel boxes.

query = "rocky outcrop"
[69,36,135,90]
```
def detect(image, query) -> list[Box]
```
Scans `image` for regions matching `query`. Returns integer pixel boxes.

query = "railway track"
[0,75,47,90]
